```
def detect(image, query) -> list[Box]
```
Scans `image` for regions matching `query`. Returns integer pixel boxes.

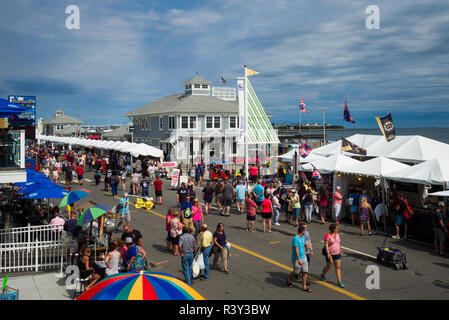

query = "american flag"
[299,97,309,113]
[221,77,227,84]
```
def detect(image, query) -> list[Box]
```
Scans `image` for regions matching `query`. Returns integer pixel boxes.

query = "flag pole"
[244,65,249,181]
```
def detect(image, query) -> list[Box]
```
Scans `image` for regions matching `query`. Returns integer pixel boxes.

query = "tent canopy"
[338,156,410,178]
[383,157,449,185]
[278,148,325,163]
[37,135,164,159]
[311,134,449,163]
[301,154,361,174]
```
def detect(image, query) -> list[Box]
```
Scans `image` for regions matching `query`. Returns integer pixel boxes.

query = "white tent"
[384,157,449,185]
[121,143,164,159]
[428,190,449,197]
[278,148,325,163]
[311,134,449,163]
[115,141,133,152]
[301,154,361,173]
[338,156,410,178]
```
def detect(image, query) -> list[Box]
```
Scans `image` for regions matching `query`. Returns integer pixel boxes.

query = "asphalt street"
[55,172,449,300]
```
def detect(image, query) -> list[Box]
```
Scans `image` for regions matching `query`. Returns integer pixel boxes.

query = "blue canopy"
[18,181,62,194]
[21,188,68,199]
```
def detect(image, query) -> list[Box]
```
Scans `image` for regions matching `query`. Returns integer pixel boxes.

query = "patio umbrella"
[77,271,205,300]
[17,182,61,194]
[21,188,69,199]
[58,189,91,207]
[77,205,110,226]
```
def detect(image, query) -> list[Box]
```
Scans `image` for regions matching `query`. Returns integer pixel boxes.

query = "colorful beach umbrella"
[77,271,205,300]
[77,205,110,226]
[58,189,91,207]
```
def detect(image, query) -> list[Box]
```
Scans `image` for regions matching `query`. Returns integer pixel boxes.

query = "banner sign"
[341,138,367,155]
[179,176,189,186]
[162,161,177,168]
[8,95,36,126]
[171,169,180,187]
[376,113,395,142]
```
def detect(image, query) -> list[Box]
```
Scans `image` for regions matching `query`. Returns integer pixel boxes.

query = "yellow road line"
[157,260,169,265]
[104,192,366,300]
[270,241,280,245]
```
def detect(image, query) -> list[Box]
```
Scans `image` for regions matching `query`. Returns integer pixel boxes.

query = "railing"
[0,224,65,273]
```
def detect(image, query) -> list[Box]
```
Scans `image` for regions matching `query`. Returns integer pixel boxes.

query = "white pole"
[244,65,249,180]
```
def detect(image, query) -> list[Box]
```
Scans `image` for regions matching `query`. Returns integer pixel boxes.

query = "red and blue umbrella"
[77,205,110,226]
[58,189,91,207]
[77,271,205,300]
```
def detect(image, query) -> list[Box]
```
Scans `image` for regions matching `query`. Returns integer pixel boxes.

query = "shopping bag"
[195,252,205,270]
[192,259,200,279]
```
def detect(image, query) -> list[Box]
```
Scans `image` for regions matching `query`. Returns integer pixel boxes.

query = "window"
[229,116,239,129]
[190,116,197,129]
[194,84,201,89]
[202,85,208,89]
[206,116,213,129]
[182,116,189,129]
[232,138,237,154]
[169,116,175,130]
[159,117,163,130]
[214,116,221,129]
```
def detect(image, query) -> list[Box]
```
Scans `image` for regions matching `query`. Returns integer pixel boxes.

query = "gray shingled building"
[124,76,245,166]
[43,110,83,136]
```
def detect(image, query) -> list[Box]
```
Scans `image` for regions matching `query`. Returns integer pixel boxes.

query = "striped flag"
[312,164,323,179]
[298,146,309,158]
[221,77,227,84]
[299,137,312,151]
[299,97,309,113]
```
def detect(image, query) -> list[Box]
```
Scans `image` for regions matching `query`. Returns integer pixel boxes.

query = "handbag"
[322,246,328,256]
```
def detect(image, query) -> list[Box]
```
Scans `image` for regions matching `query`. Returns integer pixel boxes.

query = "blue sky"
[1,0,449,128]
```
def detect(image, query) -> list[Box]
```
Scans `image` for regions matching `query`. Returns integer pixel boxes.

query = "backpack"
[402,199,414,221]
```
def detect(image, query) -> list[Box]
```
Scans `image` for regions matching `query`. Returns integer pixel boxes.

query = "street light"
[129,126,134,175]
[320,108,327,146]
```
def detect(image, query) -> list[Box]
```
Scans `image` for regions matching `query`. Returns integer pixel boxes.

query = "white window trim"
[180,115,197,130]
[229,116,240,129]
[206,115,221,130]
[168,116,175,130]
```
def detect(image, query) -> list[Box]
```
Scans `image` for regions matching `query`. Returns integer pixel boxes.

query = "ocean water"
[320,128,449,144]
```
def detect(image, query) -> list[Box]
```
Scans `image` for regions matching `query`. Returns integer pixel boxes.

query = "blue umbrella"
[21,188,68,199]
[18,181,61,194]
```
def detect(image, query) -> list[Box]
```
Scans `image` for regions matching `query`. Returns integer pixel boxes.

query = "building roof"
[124,93,238,117]
[44,114,84,125]
[103,125,131,139]
[182,76,212,86]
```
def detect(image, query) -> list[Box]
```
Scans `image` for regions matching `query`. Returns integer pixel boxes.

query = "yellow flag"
[246,68,259,76]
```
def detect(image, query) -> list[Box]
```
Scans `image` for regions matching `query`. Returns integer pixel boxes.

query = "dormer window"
[202,85,208,89]
[194,84,201,89]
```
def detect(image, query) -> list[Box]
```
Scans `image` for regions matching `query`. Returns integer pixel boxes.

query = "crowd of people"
[3,142,446,295]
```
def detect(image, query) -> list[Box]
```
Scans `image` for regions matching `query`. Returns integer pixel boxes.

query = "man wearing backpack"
[392,193,409,240]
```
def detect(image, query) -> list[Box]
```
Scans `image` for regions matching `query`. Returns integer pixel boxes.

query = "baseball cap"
[125,237,133,244]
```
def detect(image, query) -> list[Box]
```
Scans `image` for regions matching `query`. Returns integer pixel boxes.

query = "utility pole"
[320,108,327,146]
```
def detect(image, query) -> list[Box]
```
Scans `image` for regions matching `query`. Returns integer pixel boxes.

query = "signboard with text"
[162,161,177,168]
[171,169,180,187]
[8,95,36,139]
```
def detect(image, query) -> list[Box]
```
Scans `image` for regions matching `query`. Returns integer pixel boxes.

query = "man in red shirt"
[153,175,163,205]
[76,163,84,185]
